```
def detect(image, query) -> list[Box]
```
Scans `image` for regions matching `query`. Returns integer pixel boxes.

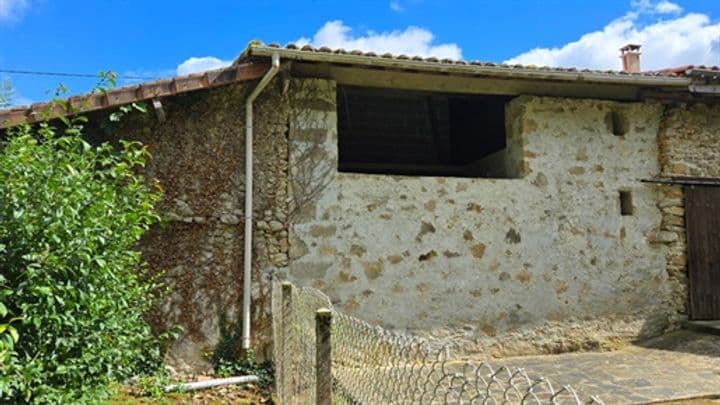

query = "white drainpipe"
[243,52,280,350]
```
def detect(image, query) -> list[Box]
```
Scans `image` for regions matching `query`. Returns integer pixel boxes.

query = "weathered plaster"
[287,84,675,357]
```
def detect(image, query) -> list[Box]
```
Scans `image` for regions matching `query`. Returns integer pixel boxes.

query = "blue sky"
[1,0,719,105]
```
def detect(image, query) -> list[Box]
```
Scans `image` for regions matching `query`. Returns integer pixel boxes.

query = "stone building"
[1,43,719,371]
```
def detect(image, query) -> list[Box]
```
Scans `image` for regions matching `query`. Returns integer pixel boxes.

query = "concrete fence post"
[315,308,332,405]
[280,281,293,403]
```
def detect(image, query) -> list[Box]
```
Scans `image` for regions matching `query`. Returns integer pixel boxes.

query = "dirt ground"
[111,378,276,404]
[110,330,720,404]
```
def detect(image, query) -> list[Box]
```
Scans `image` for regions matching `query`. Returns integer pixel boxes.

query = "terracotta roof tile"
[251,42,713,78]
[0,61,270,128]
[653,65,720,77]
[4,41,709,129]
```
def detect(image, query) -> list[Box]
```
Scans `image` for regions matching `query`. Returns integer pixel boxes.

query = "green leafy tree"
[0,96,166,402]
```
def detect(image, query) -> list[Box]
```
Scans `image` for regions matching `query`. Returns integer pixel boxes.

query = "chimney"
[620,44,641,73]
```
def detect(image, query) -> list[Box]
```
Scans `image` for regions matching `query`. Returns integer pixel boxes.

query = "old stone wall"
[655,103,720,320]
[286,84,677,358]
[94,79,291,371]
[659,104,720,178]
[79,77,718,368]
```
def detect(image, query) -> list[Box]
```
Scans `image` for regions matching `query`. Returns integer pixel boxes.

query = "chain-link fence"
[272,279,605,404]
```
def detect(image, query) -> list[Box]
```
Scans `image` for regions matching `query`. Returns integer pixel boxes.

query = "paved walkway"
[492,330,720,404]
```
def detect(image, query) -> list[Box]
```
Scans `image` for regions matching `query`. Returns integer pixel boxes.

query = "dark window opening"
[619,190,634,215]
[337,86,518,178]
[611,110,629,136]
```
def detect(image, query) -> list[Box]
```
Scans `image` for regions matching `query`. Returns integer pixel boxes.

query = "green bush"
[210,314,274,388]
[0,109,165,402]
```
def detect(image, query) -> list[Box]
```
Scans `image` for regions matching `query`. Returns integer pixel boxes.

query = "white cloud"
[389,1,404,13]
[632,0,682,14]
[173,21,461,78]
[655,1,682,14]
[506,2,720,70]
[295,20,462,59]
[0,0,28,23]
[176,56,232,76]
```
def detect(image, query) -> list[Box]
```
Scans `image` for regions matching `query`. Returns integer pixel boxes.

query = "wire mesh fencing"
[272,279,605,404]
[272,279,332,403]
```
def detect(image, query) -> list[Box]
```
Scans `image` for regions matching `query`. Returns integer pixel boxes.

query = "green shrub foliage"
[0,111,164,402]
[210,314,274,388]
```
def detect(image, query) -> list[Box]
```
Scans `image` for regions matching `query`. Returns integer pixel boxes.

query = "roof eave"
[246,46,692,87]
[0,61,270,129]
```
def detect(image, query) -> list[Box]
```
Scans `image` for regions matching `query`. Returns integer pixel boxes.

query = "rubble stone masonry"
[96,79,291,371]
[656,103,720,322]
[86,77,720,369]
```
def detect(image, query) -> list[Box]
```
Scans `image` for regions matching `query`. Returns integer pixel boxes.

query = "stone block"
[646,229,678,244]
[268,221,283,233]
[661,188,684,198]
[671,254,687,267]
[670,162,690,175]
[658,198,683,208]
[665,215,685,227]
[662,206,684,217]
[220,214,240,225]
[174,199,194,217]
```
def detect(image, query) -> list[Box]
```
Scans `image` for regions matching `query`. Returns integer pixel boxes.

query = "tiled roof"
[653,65,720,78]
[244,42,707,79]
[0,61,269,128]
[2,41,712,129]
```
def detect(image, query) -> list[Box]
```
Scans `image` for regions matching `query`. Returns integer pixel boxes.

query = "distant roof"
[653,65,720,78]
[2,41,716,129]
